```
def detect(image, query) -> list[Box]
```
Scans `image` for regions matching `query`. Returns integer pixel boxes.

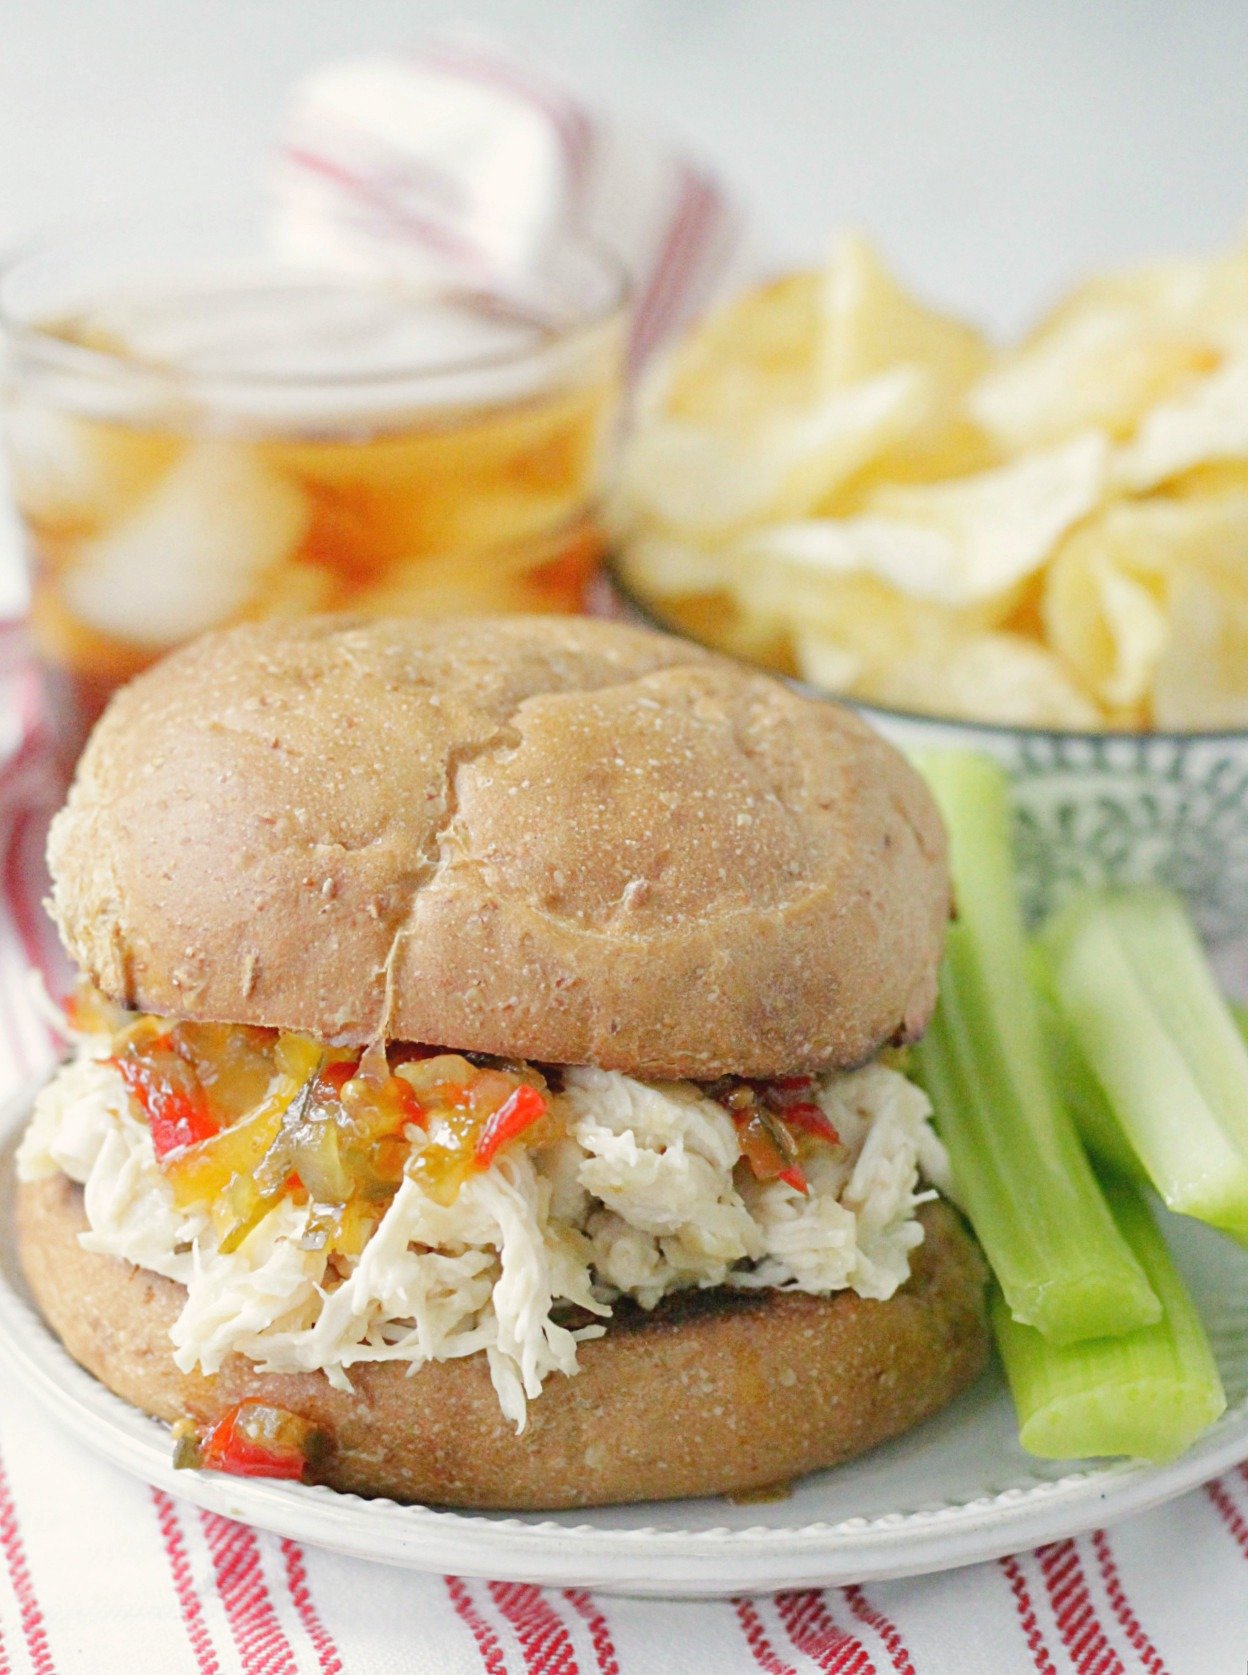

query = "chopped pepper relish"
[75,984,556,1261]
[72,983,848,1310]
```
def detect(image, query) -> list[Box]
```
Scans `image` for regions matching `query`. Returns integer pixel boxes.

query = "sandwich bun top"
[47,614,949,1079]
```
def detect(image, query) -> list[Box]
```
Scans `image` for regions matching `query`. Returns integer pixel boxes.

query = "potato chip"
[1115,358,1248,490]
[1037,244,1248,353]
[726,433,1105,617]
[1044,533,1168,711]
[857,631,1103,728]
[858,431,1106,603]
[792,631,865,694]
[647,270,825,432]
[820,232,992,392]
[830,412,998,511]
[1166,460,1248,500]
[617,230,1248,730]
[648,586,798,672]
[739,567,963,667]
[970,307,1213,451]
[1153,571,1248,729]
[619,365,932,538]
[616,532,728,600]
[731,516,950,600]
[1045,495,1248,710]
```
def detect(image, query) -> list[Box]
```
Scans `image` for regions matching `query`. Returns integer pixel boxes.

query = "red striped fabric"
[0,926,32,1075]
[151,1490,222,1675]
[0,1446,56,1675]
[999,1554,1060,1675]
[1037,1539,1127,1675]
[5,803,54,982]
[445,1576,509,1675]
[562,1591,619,1675]
[1205,1474,1248,1560]
[486,1581,580,1674]
[628,167,724,370]
[199,1512,299,1675]
[775,1591,875,1675]
[279,1540,343,1675]
[414,38,595,209]
[841,1586,915,1675]
[734,1599,797,1675]
[1090,1529,1171,1675]
[0,722,59,1075]
[282,144,488,265]
[285,33,740,380]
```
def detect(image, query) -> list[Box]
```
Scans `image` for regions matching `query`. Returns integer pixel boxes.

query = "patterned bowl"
[853,705,1248,998]
[597,572,1248,997]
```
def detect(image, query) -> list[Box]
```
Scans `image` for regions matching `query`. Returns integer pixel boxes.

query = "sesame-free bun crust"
[48,615,948,1079]
[19,1176,988,1509]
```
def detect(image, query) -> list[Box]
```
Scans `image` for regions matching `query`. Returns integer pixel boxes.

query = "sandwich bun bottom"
[18,1175,988,1510]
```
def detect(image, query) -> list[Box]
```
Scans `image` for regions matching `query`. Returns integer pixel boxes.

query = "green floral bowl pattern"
[596,572,1248,998]
[853,708,1248,997]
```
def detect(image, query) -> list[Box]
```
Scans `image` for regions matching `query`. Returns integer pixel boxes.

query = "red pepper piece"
[734,1109,792,1178]
[474,1084,547,1168]
[778,1164,810,1195]
[780,1102,840,1144]
[114,1037,219,1159]
[199,1400,315,1481]
[389,1077,426,1129]
[318,1060,359,1094]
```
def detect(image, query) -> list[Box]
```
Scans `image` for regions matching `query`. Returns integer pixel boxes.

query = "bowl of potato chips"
[610,234,1248,984]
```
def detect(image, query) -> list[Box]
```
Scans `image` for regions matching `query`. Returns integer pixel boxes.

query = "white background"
[2,0,1248,338]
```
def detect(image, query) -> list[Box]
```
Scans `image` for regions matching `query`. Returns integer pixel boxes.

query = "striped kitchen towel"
[272,32,751,376]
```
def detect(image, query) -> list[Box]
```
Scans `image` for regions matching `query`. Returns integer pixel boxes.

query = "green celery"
[1043,888,1248,1243]
[1028,941,1144,1183]
[914,751,1158,1342]
[993,1180,1225,1462]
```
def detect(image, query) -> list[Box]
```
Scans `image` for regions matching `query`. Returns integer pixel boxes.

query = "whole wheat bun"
[18,1176,987,1509]
[48,614,947,1078]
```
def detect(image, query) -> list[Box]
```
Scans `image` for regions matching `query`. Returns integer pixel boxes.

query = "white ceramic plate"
[4,1080,1248,1597]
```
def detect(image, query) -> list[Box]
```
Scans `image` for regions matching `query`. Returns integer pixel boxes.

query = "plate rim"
[5,1072,1248,1595]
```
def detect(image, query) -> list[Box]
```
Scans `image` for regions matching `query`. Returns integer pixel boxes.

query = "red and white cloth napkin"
[0,38,1246,1675]
[272,32,750,374]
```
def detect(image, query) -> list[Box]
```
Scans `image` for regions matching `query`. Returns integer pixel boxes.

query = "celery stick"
[993,1181,1225,1462]
[1028,941,1145,1183]
[1234,1001,1248,1046]
[1043,888,1248,1243]
[913,751,1158,1342]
